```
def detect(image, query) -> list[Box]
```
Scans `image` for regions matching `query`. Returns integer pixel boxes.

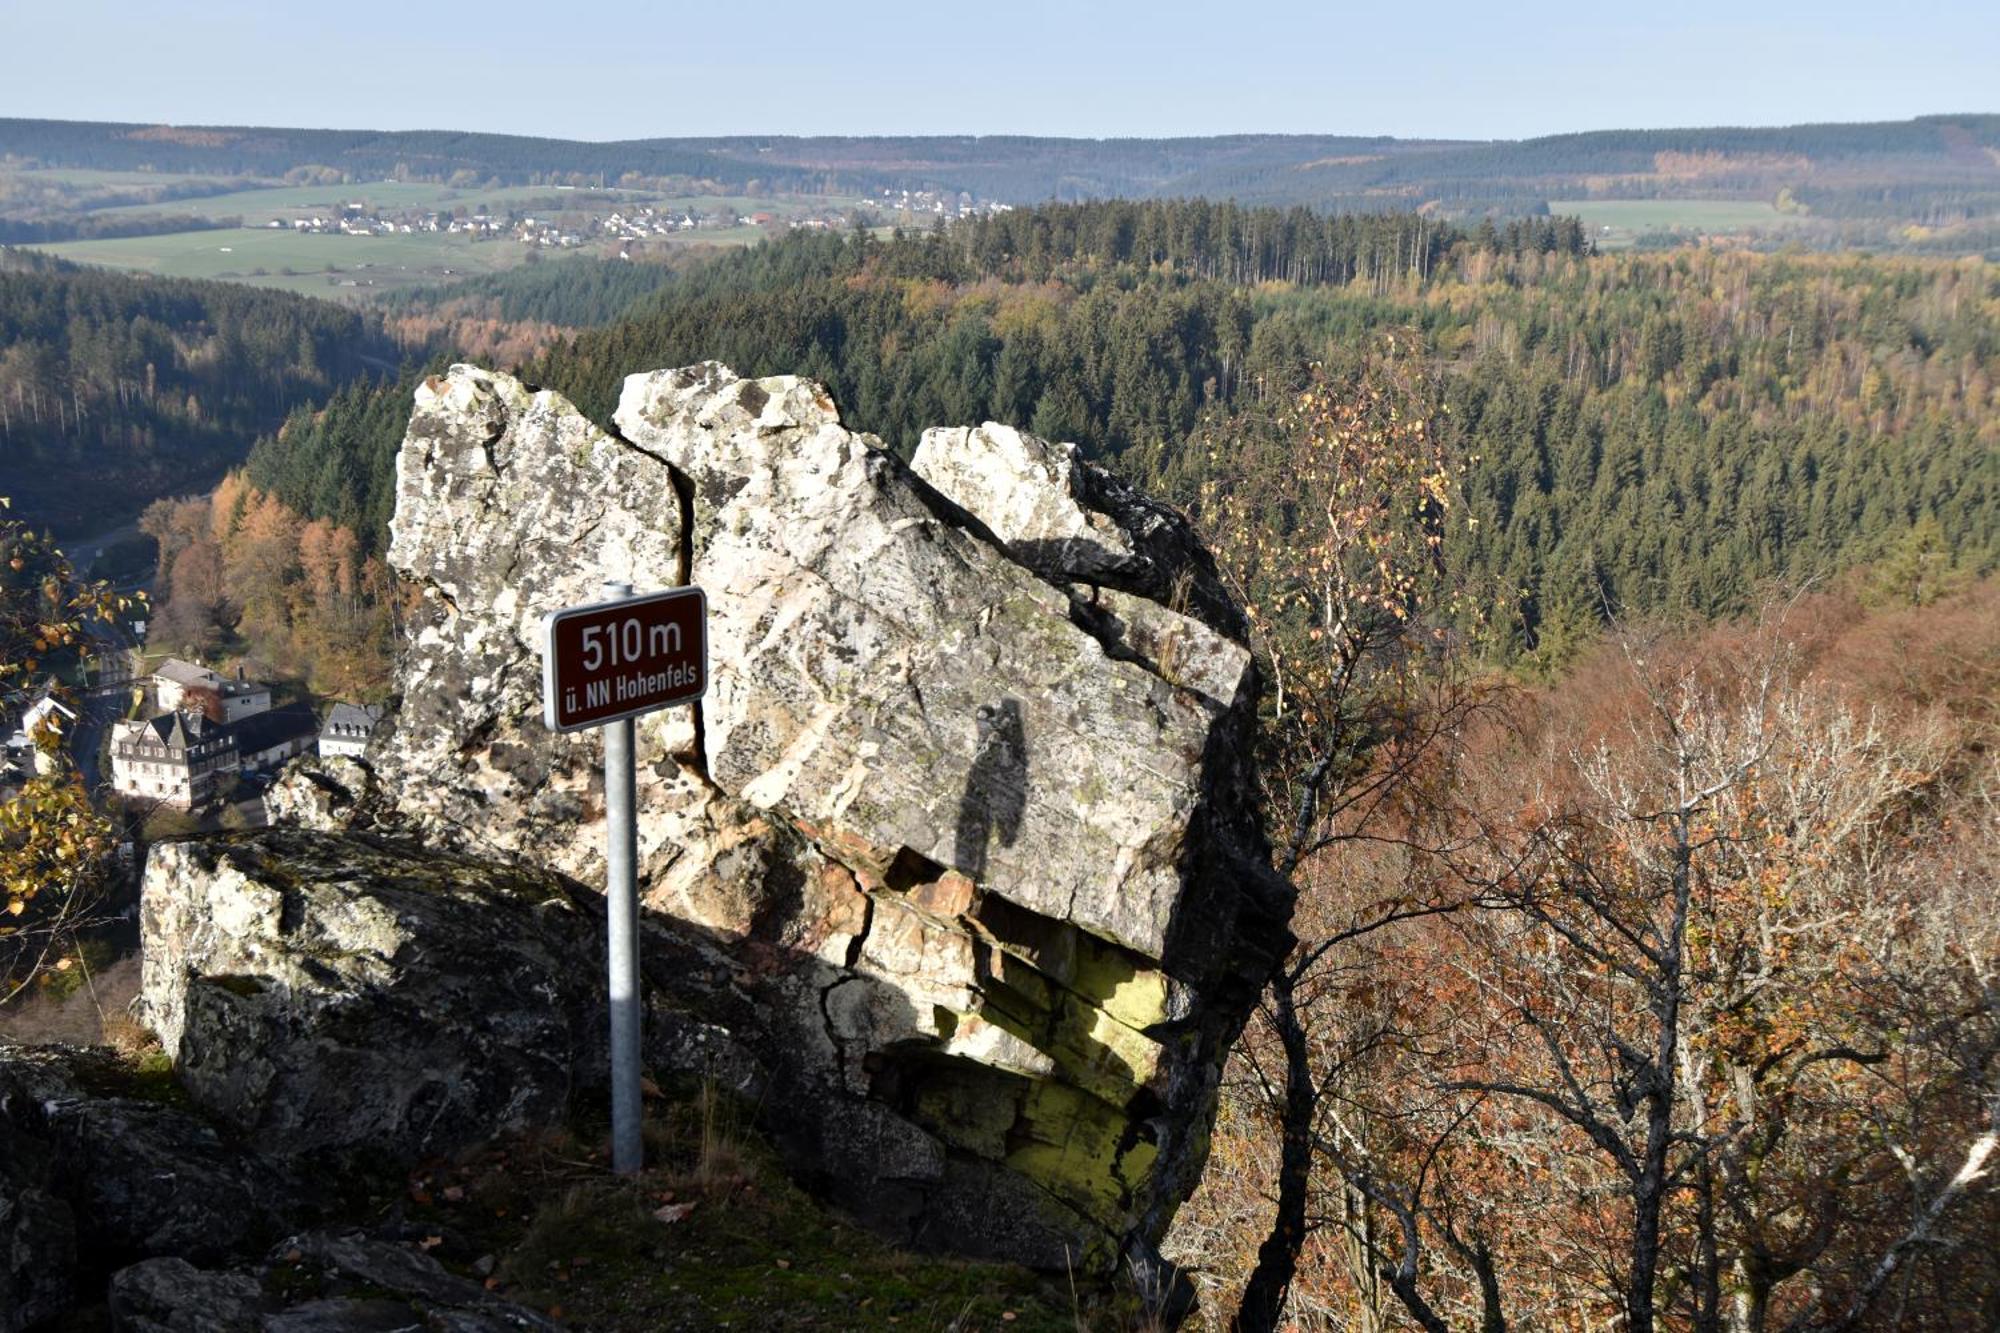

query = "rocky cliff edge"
[139,363,1294,1278]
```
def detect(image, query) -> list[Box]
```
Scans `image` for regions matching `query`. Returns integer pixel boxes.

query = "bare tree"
[1187,343,1500,1332]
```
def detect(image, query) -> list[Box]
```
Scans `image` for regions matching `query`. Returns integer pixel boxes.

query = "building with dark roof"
[109,711,237,809]
[317,702,383,759]
[230,701,320,773]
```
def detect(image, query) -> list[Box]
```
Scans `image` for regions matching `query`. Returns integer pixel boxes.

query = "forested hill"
[0,250,402,536]
[381,255,689,330]
[737,117,2000,220]
[535,207,1581,448]
[0,119,839,193]
[6,115,1996,220]
[242,200,1996,657]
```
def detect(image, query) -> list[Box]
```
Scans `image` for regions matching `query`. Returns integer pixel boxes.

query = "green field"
[22,218,790,301]
[85,179,631,221]
[25,226,532,297]
[1,166,244,189]
[84,181,869,224]
[12,168,863,301]
[1552,199,1807,247]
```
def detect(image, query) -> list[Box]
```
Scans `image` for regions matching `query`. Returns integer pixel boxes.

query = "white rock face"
[379,365,702,897]
[222,362,1292,1274]
[912,423,1138,579]
[616,369,1234,957]
[911,419,1250,641]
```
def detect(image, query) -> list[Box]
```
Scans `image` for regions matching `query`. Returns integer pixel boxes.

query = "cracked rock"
[161,361,1293,1275]
[911,420,1249,642]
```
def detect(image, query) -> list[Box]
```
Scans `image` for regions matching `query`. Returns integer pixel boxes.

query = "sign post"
[542,582,708,1174]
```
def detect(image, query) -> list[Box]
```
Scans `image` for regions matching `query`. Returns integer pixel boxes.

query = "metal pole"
[601,580,643,1175]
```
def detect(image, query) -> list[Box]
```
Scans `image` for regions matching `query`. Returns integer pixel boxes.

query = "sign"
[541,587,708,733]
[539,582,710,1176]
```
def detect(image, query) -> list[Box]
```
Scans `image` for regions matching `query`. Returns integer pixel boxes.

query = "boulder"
[139,832,603,1164]
[0,1105,73,1333]
[139,826,769,1169]
[107,1233,560,1333]
[261,755,380,834]
[911,420,1249,641]
[613,365,1248,960]
[157,362,1291,1274]
[265,1230,560,1331]
[108,1258,266,1332]
[0,1044,305,1330]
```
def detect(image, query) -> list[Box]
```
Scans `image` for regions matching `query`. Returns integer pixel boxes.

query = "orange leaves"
[0,716,116,998]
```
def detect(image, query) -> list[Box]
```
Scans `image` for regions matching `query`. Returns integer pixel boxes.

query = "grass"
[1552,198,1808,248]
[391,1079,1142,1331]
[67,1045,185,1106]
[666,225,768,247]
[83,180,630,221]
[0,954,146,1050]
[21,196,852,300]
[23,227,531,297]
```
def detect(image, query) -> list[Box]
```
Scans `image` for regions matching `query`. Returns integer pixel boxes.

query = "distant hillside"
[0,118,843,193]
[730,118,2000,218]
[254,203,1995,659]
[5,116,1996,239]
[0,250,403,536]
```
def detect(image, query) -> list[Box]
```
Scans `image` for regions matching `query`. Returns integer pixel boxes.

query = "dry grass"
[0,954,142,1046]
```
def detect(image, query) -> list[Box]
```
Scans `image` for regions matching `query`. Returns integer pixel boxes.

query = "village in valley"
[272,197,791,249]
[3,644,380,833]
[266,187,1010,256]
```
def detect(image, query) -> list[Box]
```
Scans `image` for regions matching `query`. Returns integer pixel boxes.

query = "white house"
[151,659,272,723]
[216,673,272,723]
[110,711,237,809]
[5,693,77,777]
[317,702,383,759]
[151,658,218,712]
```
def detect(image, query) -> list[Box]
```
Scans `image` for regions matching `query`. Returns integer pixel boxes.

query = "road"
[71,638,140,797]
[65,520,142,575]
[52,510,157,795]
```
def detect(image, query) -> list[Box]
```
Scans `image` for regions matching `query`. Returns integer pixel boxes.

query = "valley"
[0,103,1995,1333]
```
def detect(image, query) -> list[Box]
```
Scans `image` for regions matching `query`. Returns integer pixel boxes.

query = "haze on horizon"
[4,0,1994,143]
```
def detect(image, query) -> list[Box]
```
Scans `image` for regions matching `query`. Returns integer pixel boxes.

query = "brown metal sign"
[541,587,708,733]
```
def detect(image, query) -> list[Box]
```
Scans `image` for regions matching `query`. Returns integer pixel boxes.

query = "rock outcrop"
[0,1040,585,1331]
[109,1233,561,1332]
[139,832,606,1163]
[910,420,1248,642]
[0,1044,309,1332]
[138,826,766,1169]
[143,362,1292,1277]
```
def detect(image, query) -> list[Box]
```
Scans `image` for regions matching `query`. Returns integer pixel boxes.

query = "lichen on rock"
[141,362,1293,1278]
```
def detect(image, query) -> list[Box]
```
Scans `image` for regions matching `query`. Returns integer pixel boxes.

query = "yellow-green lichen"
[1005,1081,1145,1221]
[908,1062,1025,1159]
[1046,995,1164,1105]
[1069,934,1169,1031]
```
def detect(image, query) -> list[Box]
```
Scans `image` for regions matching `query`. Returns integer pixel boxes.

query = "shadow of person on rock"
[952,698,1027,882]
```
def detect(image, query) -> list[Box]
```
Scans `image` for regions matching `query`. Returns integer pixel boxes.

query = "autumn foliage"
[1174,583,2000,1330]
[0,500,132,999]
[141,475,395,699]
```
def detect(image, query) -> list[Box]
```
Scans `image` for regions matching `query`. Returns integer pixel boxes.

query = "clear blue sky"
[3,0,1994,141]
